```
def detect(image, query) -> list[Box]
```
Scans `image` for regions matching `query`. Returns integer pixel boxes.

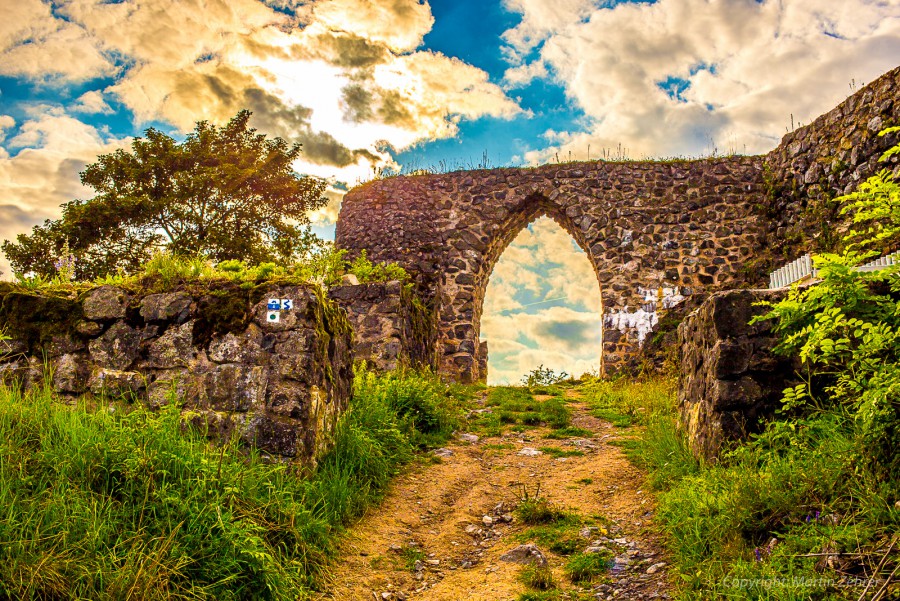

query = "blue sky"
[2,0,899,382]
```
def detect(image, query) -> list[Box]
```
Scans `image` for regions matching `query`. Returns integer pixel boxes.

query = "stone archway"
[337,157,767,382]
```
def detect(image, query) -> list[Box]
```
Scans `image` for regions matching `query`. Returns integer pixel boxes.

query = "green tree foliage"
[2,110,327,279]
[757,126,900,481]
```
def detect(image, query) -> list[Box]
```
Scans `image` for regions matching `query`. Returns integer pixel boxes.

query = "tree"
[3,110,328,279]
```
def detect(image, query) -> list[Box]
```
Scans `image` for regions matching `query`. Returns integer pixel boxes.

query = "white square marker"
[266,310,280,323]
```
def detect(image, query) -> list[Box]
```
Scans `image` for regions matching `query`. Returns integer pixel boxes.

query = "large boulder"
[677,288,799,460]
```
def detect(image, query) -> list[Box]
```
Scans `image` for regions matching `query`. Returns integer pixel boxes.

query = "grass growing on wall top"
[0,367,466,600]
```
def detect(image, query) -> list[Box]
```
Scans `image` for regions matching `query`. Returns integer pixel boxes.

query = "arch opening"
[479,216,602,385]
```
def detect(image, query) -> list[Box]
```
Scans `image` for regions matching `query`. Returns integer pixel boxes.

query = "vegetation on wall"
[8,246,410,298]
[0,367,468,600]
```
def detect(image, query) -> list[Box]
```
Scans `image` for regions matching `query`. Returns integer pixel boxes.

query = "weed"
[400,546,425,571]
[516,487,567,526]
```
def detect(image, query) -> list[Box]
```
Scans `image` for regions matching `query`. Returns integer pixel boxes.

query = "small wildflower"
[754,548,761,562]
[54,239,76,282]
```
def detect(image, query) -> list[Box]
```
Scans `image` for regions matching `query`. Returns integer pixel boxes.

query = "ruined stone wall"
[328,280,438,372]
[676,288,798,460]
[0,282,353,465]
[336,64,900,384]
[338,158,768,382]
[765,66,900,258]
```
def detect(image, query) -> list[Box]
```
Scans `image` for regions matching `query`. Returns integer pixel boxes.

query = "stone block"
[89,321,141,370]
[140,292,193,323]
[83,286,128,321]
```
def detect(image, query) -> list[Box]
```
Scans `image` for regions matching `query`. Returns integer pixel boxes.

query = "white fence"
[768,251,900,289]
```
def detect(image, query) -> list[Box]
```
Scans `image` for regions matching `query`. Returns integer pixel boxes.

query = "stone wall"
[338,158,768,382]
[335,64,900,384]
[328,280,438,372]
[676,289,798,460]
[765,66,900,258]
[0,282,353,465]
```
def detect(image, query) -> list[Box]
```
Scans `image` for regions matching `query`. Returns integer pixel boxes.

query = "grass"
[537,446,584,459]
[469,387,572,436]
[14,247,412,295]
[584,375,900,600]
[517,592,561,601]
[519,564,555,590]
[517,516,583,554]
[516,496,568,526]
[544,426,593,440]
[399,546,426,571]
[581,376,673,428]
[564,552,611,583]
[0,367,466,600]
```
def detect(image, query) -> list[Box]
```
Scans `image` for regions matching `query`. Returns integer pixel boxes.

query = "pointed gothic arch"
[337,158,766,382]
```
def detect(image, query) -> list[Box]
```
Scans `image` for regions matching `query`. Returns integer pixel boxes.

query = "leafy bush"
[522,365,569,388]
[755,126,900,482]
[629,129,900,599]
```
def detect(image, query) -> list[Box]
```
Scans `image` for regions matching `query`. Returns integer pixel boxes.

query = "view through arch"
[480,217,602,385]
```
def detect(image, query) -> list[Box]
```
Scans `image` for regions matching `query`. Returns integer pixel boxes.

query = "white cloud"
[0,114,130,276]
[503,0,900,161]
[482,217,602,384]
[0,0,114,81]
[0,0,524,273]
[0,0,521,185]
[72,91,114,115]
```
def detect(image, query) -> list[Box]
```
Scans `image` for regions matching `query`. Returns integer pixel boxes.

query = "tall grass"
[594,376,900,599]
[0,367,463,600]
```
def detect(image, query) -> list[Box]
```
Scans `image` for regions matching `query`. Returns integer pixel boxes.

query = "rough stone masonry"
[336,65,900,383]
[0,282,353,465]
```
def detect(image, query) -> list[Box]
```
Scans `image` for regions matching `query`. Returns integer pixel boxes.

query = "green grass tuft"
[519,564,555,590]
[564,552,611,583]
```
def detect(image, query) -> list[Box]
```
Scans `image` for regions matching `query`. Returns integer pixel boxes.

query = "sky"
[1,0,899,383]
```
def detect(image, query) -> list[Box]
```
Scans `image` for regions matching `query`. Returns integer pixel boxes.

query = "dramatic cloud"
[481,217,602,384]
[0,0,522,272]
[503,0,900,161]
[0,0,114,81]
[0,111,130,275]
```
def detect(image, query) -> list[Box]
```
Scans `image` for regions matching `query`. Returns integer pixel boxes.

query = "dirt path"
[316,389,672,601]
